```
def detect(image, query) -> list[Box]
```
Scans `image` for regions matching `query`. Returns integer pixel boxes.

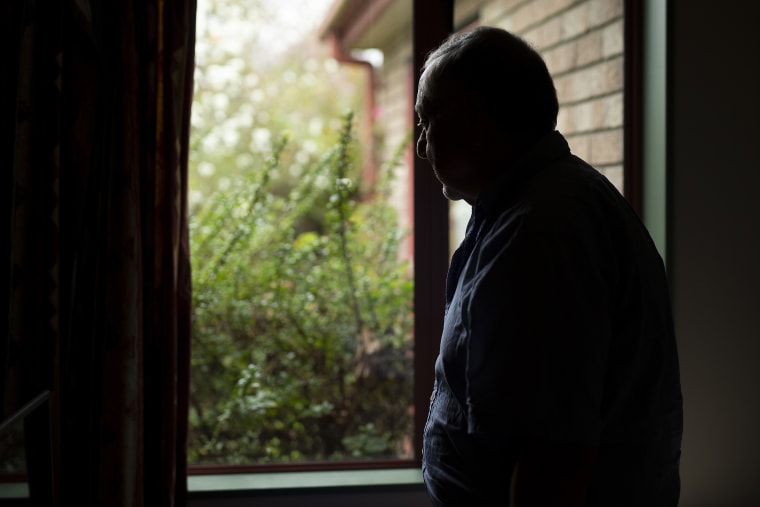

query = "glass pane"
[188,0,414,467]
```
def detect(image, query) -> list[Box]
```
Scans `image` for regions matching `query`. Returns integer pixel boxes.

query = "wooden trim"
[318,0,395,49]
[342,0,395,49]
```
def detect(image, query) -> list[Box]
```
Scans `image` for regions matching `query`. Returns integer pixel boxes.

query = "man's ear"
[466,94,491,146]
[467,98,516,163]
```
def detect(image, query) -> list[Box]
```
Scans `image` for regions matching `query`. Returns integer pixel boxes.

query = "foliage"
[189,0,366,213]
[188,113,414,464]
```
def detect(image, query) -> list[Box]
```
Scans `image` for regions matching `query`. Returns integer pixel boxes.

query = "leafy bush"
[188,113,414,465]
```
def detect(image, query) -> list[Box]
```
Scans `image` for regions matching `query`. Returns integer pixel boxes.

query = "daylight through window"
[188,0,416,467]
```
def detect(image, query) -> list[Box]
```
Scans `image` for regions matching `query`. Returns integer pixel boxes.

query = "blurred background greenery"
[188,0,414,465]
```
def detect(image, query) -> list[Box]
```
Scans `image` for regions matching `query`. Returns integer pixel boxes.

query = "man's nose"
[416,132,427,159]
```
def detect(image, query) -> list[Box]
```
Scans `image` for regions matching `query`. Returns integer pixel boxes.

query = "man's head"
[415,26,558,202]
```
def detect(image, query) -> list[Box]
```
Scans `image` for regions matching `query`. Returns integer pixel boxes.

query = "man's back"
[422,132,682,506]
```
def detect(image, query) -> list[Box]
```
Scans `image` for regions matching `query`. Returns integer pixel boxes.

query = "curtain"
[2,0,196,504]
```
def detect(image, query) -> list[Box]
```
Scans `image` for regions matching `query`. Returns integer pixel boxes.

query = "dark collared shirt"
[422,132,682,506]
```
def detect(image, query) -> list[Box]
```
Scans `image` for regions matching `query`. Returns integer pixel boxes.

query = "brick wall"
[376,33,412,165]
[372,24,414,254]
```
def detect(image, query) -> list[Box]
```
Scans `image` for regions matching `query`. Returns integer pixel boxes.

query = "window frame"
[186,0,645,478]
[186,0,453,477]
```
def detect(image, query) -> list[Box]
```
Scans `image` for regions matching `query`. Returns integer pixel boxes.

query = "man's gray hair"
[423,26,559,142]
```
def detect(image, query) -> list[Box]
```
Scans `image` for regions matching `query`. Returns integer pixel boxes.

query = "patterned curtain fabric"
[2,0,196,504]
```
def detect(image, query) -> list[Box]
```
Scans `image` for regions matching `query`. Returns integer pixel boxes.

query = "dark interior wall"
[189,485,429,507]
[669,1,760,506]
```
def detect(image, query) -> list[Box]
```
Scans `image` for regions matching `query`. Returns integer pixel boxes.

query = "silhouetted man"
[416,26,682,507]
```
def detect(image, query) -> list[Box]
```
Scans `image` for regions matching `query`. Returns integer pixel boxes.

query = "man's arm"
[511,440,598,507]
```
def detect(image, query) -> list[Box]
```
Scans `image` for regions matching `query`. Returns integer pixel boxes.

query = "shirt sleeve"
[462,206,613,445]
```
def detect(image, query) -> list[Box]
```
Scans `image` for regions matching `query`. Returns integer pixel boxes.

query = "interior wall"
[669,1,760,506]
[189,485,429,507]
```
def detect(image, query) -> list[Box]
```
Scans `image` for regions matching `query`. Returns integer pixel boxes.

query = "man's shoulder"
[487,158,604,226]
[509,154,632,228]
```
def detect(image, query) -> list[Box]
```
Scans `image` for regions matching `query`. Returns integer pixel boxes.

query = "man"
[416,27,683,506]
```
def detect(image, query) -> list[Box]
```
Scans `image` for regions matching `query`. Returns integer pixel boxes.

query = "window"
[188,0,419,470]
[187,0,633,477]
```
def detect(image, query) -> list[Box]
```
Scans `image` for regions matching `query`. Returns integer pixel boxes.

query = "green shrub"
[189,113,414,464]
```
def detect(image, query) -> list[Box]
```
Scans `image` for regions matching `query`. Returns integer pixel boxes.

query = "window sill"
[0,482,28,499]
[0,468,425,501]
[188,467,423,493]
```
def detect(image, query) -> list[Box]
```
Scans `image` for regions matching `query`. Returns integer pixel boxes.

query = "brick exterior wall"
[374,29,414,250]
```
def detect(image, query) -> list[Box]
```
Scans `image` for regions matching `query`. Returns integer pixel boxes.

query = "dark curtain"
[2,0,196,504]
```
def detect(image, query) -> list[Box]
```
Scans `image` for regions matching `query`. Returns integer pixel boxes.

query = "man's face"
[415,66,482,203]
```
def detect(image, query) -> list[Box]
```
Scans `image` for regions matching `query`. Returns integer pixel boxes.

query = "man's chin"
[442,185,466,201]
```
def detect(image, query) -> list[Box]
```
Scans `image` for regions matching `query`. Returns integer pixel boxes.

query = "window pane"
[188,0,415,467]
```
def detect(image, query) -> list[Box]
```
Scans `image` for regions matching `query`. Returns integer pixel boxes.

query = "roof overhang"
[319,0,410,51]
